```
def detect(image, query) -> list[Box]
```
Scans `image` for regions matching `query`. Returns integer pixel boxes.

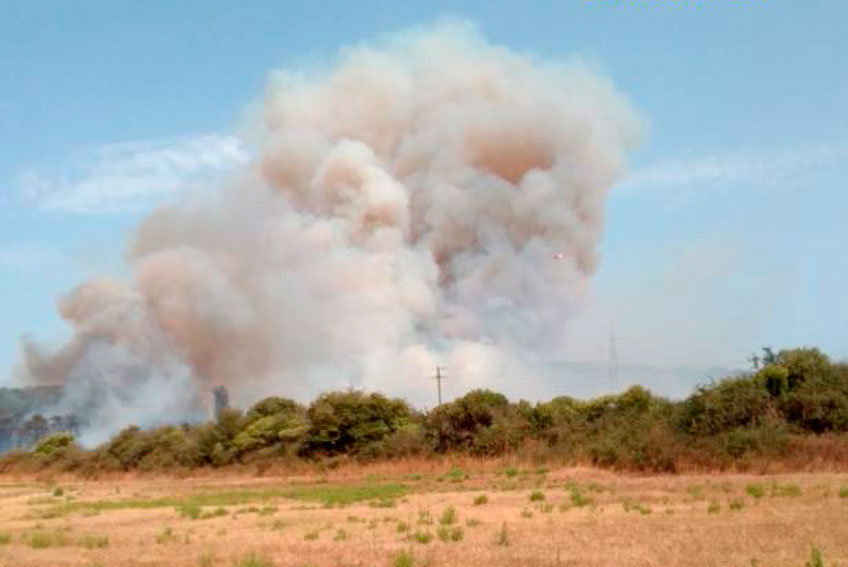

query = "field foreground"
[0,467,846,567]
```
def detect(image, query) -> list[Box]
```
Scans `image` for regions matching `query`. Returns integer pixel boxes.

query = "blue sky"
[1,1,846,395]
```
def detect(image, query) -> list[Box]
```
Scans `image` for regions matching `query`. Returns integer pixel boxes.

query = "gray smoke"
[20,21,642,445]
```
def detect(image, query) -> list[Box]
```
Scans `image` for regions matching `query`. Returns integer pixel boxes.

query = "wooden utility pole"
[434,366,445,406]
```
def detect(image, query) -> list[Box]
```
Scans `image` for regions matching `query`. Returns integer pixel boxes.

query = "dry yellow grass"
[0,467,846,567]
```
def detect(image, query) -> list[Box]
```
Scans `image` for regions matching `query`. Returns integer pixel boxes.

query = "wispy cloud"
[16,134,250,214]
[619,142,848,194]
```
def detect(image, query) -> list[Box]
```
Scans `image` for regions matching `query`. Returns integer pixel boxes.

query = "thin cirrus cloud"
[618,142,848,194]
[16,134,250,214]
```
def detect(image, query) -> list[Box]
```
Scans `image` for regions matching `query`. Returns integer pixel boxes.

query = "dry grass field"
[0,464,846,567]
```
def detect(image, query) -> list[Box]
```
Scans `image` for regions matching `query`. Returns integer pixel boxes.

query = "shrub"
[394,549,415,567]
[569,486,591,507]
[425,390,529,456]
[473,494,488,506]
[238,552,273,567]
[77,534,109,549]
[304,391,414,456]
[412,531,432,544]
[32,432,75,458]
[676,377,770,436]
[529,491,545,502]
[437,526,463,542]
[746,484,765,499]
[806,547,824,567]
[177,502,202,519]
[439,506,457,525]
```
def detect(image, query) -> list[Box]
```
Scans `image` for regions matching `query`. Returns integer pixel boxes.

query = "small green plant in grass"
[688,486,704,500]
[53,487,64,497]
[505,466,518,478]
[529,490,545,502]
[417,509,432,525]
[806,547,824,567]
[0,532,11,545]
[413,531,432,544]
[496,522,509,546]
[729,499,745,511]
[445,466,465,483]
[569,487,591,507]
[437,526,463,542]
[436,525,450,542]
[772,483,802,497]
[394,549,415,567]
[333,528,348,541]
[303,529,320,541]
[238,552,273,567]
[707,502,721,514]
[465,518,482,527]
[746,484,765,499]
[155,527,176,544]
[520,508,533,519]
[27,530,68,549]
[839,486,848,498]
[177,502,202,519]
[439,506,457,525]
[473,494,488,506]
[397,521,410,533]
[77,534,109,549]
[200,507,228,519]
[535,467,549,475]
[197,551,216,567]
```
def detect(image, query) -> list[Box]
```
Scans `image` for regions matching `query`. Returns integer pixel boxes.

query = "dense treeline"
[2,347,847,474]
[0,386,66,453]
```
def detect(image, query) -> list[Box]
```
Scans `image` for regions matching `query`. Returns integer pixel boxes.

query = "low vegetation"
[1,347,847,475]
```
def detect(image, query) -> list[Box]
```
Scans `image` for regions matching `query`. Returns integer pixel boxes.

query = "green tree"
[304,391,413,456]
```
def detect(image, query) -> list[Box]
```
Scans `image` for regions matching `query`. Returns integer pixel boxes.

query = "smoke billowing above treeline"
[18,21,642,445]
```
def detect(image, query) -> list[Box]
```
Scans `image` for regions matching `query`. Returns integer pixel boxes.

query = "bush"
[425,390,529,456]
[304,390,414,456]
[32,432,75,458]
[676,377,771,436]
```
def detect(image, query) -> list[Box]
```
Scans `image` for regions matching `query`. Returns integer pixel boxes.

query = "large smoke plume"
[20,22,642,445]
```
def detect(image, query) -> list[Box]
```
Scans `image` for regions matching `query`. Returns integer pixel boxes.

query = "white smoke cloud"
[21,21,642,442]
